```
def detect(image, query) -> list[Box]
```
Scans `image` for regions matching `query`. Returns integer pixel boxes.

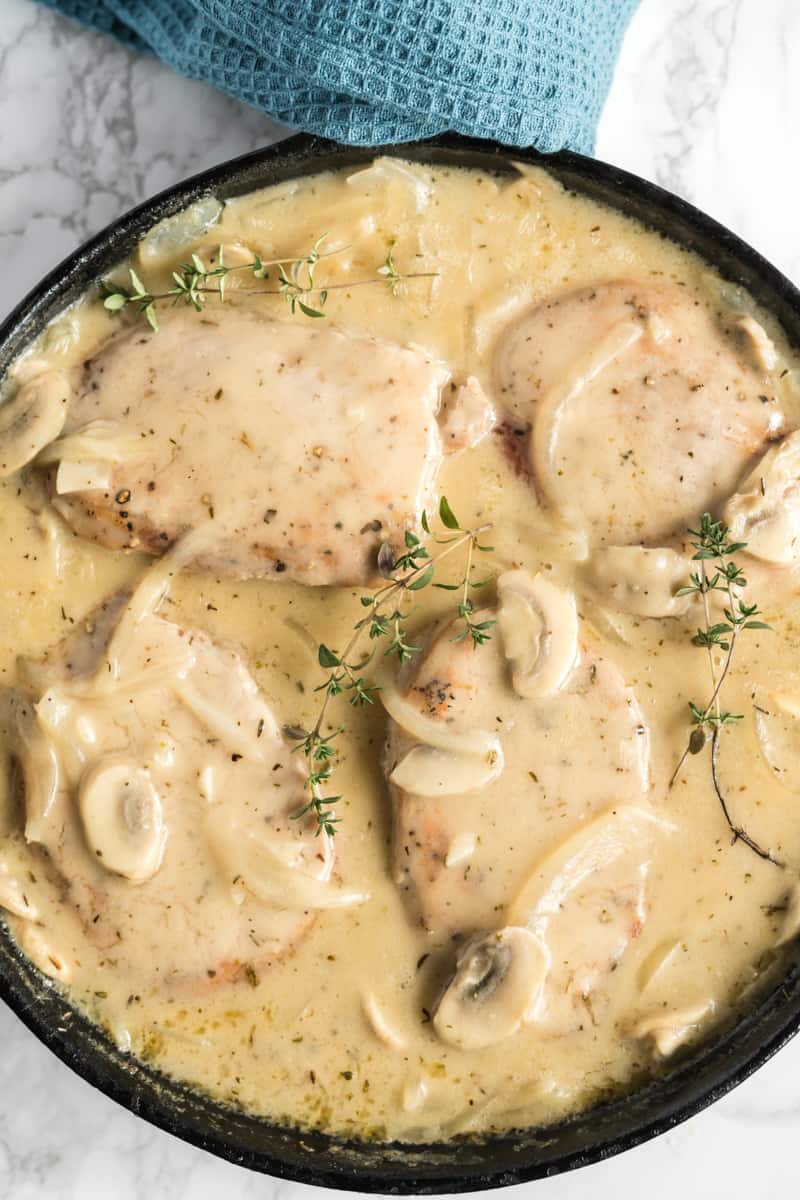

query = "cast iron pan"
[1,133,800,1193]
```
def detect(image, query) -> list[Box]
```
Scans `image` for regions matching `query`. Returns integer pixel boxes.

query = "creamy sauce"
[2,157,800,1142]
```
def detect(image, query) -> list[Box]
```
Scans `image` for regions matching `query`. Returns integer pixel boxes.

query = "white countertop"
[2,0,800,1195]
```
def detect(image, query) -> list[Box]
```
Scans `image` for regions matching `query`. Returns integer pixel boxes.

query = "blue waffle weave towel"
[40,0,638,153]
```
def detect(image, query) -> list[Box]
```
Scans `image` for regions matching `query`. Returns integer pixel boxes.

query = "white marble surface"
[2,0,800,1195]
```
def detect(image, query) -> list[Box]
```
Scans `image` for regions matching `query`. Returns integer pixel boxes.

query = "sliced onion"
[633,999,714,1057]
[174,681,277,763]
[34,689,87,779]
[636,937,681,992]
[37,420,146,467]
[55,459,112,494]
[531,320,643,522]
[0,370,70,476]
[347,157,432,212]
[379,675,502,760]
[723,431,800,565]
[14,704,61,847]
[362,991,407,1050]
[390,743,503,797]
[470,289,536,358]
[445,831,477,868]
[205,808,367,911]
[753,695,800,789]
[508,805,672,931]
[0,844,38,919]
[17,923,71,981]
[138,196,223,267]
[100,529,211,684]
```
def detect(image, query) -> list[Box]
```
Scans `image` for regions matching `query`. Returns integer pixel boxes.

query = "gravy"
[1,158,799,1142]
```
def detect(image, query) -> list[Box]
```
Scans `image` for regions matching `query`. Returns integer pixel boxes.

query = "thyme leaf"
[670,512,781,867]
[291,498,493,835]
[100,238,437,329]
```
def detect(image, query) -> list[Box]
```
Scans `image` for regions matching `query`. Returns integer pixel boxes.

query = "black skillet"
[1,133,800,1193]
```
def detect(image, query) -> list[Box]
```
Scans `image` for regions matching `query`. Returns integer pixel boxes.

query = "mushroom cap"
[433,926,549,1050]
[497,570,578,699]
[79,756,166,884]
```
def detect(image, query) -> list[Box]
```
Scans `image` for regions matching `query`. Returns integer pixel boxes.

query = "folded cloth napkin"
[39,0,639,153]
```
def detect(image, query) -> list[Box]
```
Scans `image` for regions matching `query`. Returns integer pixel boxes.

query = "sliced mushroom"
[723,430,800,564]
[633,999,714,1057]
[389,743,503,797]
[79,757,166,884]
[433,926,549,1050]
[496,570,578,699]
[438,376,496,452]
[584,546,690,618]
[0,371,70,476]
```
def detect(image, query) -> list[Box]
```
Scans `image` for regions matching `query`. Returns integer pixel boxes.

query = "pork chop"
[493,281,785,545]
[43,308,450,584]
[383,571,659,1035]
[10,586,361,988]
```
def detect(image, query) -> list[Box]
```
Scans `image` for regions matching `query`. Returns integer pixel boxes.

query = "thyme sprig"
[670,513,780,866]
[288,497,494,836]
[101,240,435,331]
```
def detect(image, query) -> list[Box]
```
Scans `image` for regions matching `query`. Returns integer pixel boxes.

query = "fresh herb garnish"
[100,238,436,331]
[671,512,781,866]
[376,244,402,296]
[288,498,494,837]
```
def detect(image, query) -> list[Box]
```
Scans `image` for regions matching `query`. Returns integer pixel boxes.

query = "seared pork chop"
[43,309,450,584]
[494,281,784,545]
[11,585,362,988]
[383,570,661,1037]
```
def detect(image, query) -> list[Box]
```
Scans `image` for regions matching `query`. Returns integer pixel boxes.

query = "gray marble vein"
[1,0,800,1194]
